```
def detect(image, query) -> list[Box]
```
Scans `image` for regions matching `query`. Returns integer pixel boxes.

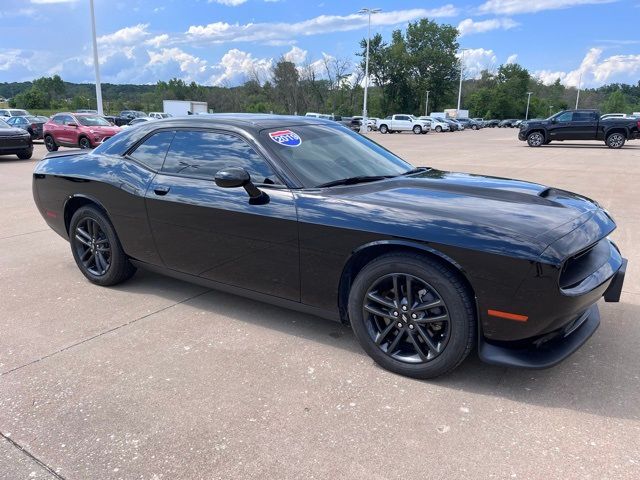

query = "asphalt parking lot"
[1,129,639,479]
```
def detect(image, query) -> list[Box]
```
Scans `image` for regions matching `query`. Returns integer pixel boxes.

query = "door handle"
[153,186,170,196]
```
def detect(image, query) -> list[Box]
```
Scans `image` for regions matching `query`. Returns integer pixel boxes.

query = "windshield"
[0,119,10,129]
[261,124,414,188]
[11,110,28,116]
[77,115,111,127]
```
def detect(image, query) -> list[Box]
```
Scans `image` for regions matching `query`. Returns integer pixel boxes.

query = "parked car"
[110,110,147,127]
[149,112,172,120]
[513,120,524,128]
[457,118,482,130]
[472,118,487,128]
[76,109,98,114]
[122,117,156,129]
[0,118,33,159]
[498,119,516,128]
[5,115,48,139]
[350,116,376,132]
[0,108,30,119]
[377,114,431,134]
[486,120,500,128]
[418,116,450,132]
[43,112,122,151]
[32,114,627,379]
[520,109,640,148]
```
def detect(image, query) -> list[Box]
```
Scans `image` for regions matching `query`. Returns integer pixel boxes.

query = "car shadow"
[122,269,640,421]
[524,143,640,150]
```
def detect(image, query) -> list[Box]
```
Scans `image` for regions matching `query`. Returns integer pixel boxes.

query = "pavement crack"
[0,229,50,240]
[1,432,67,480]
[1,289,211,376]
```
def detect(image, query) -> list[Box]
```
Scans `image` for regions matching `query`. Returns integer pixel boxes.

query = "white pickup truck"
[377,114,431,134]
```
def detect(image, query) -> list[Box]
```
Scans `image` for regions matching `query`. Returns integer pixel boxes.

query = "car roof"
[150,113,334,130]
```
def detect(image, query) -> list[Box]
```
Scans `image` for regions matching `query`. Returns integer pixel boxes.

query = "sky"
[1,0,639,89]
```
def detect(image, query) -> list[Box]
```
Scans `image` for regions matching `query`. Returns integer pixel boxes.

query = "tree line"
[2,17,639,118]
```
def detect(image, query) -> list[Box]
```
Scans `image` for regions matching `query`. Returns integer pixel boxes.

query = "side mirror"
[214,167,269,205]
[550,118,557,124]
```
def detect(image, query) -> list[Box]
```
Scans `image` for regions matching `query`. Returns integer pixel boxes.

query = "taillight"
[637,120,640,130]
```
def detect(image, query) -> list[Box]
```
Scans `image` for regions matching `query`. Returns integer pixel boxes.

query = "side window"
[52,115,64,125]
[573,112,594,122]
[556,112,573,123]
[162,130,279,184]
[129,130,175,170]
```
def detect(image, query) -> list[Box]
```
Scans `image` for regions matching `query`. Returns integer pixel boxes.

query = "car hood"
[0,127,29,137]
[300,169,607,261]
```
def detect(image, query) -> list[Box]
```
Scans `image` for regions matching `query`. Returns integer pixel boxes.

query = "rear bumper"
[479,304,600,369]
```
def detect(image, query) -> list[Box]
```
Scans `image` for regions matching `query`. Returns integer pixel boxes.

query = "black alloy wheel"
[69,206,136,286]
[349,253,475,378]
[79,137,92,149]
[362,273,451,363]
[73,217,112,276]
[44,135,58,152]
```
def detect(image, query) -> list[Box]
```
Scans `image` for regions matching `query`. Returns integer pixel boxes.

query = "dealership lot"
[1,129,639,479]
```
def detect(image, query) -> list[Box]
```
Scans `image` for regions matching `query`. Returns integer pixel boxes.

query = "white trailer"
[162,100,208,117]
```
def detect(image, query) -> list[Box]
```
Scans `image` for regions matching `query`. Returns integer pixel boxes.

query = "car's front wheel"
[606,132,626,149]
[78,137,92,149]
[44,135,58,152]
[17,149,33,160]
[69,206,136,286]
[435,126,442,132]
[527,131,544,147]
[348,253,475,379]
[412,125,422,134]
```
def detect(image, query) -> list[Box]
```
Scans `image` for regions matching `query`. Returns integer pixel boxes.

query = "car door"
[571,111,598,139]
[396,115,412,131]
[547,111,574,140]
[144,128,300,301]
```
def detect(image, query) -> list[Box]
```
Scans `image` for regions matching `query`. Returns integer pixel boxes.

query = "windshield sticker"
[269,130,301,147]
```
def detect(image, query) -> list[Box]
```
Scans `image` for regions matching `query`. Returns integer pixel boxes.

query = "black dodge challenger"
[32,115,627,378]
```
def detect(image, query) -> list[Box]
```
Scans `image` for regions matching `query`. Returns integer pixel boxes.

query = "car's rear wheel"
[527,131,544,147]
[606,132,625,149]
[17,150,32,160]
[412,125,422,134]
[379,125,388,134]
[69,206,136,286]
[348,253,475,379]
[44,135,58,152]
[78,137,92,149]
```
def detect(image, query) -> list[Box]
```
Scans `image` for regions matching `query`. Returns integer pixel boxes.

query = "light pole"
[457,48,469,114]
[575,71,582,109]
[425,90,430,116]
[525,92,533,120]
[89,0,104,115]
[359,7,381,134]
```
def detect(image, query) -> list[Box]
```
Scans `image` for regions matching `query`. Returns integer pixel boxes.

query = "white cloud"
[185,6,459,45]
[98,24,150,46]
[210,49,273,86]
[506,54,518,64]
[145,34,170,48]
[535,48,640,87]
[208,0,247,5]
[458,48,498,78]
[477,0,617,15]
[147,48,208,81]
[457,17,519,36]
[283,46,308,64]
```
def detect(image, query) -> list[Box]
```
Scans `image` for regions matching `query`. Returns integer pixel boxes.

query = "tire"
[471,125,478,130]
[44,135,58,152]
[412,125,422,135]
[348,253,475,379]
[527,131,544,147]
[435,126,442,132]
[69,206,136,286]
[606,132,626,149]
[379,125,388,134]
[17,150,33,160]
[78,136,92,149]
[367,126,373,132]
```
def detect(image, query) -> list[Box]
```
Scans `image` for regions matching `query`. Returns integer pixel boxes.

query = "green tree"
[601,90,628,113]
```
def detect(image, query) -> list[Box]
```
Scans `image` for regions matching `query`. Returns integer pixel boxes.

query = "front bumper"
[479,304,600,369]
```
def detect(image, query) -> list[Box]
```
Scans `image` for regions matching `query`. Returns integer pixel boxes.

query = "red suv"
[44,113,121,151]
